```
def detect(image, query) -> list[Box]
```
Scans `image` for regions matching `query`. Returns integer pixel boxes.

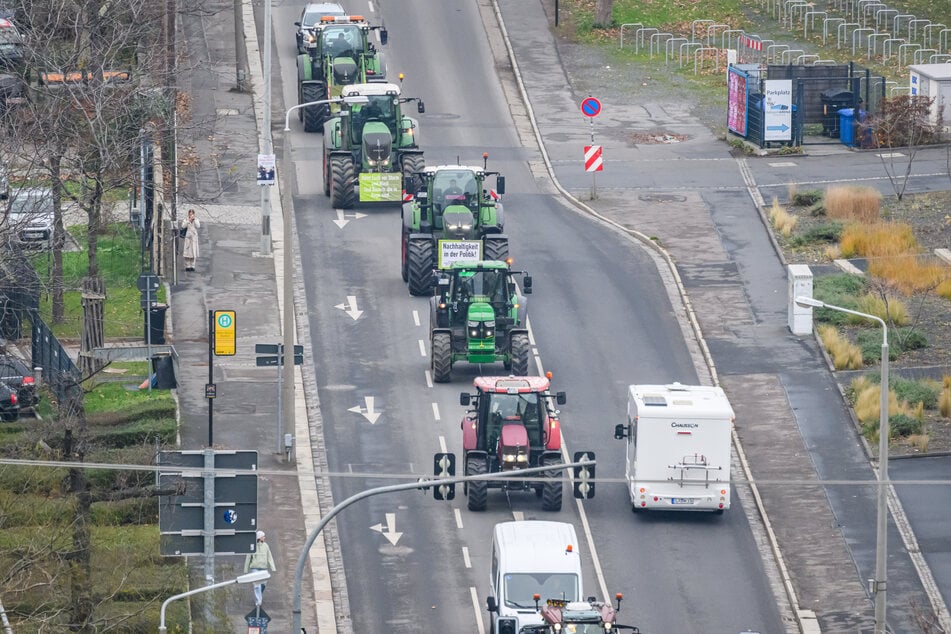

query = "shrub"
[890,377,940,410]
[768,198,797,237]
[839,222,916,258]
[824,186,881,222]
[906,434,930,451]
[818,324,863,369]
[789,222,843,247]
[895,328,928,352]
[939,385,951,418]
[868,255,950,296]
[938,278,951,300]
[856,330,898,362]
[889,413,923,437]
[812,274,867,325]
[791,189,823,206]
[853,293,909,326]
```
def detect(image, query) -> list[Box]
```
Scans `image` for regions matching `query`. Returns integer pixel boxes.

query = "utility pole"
[233,0,249,92]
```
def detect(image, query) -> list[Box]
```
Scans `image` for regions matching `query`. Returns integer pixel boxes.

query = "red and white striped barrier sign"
[584,145,603,172]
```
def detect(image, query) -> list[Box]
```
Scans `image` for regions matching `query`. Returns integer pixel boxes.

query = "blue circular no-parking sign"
[580,97,602,117]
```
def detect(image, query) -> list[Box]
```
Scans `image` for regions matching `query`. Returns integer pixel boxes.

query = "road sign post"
[580,97,602,200]
[208,310,237,447]
[255,344,303,458]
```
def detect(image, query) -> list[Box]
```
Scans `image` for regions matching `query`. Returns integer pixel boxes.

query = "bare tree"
[594,0,614,28]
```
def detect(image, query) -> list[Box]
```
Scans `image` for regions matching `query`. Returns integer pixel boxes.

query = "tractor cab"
[320,23,364,86]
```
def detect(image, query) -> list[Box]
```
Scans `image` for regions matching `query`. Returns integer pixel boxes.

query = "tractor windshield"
[455,270,508,305]
[502,572,579,609]
[434,170,478,207]
[484,392,542,450]
[322,24,361,57]
[350,95,397,142]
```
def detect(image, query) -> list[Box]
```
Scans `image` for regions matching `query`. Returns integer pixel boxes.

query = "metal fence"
[29,311,81,403]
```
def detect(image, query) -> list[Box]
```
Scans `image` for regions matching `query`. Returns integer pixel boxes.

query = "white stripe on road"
[412,309,420,327]
[512,511,524,521]
[418,339,427,357]
[432,403,441,421]
[454,508,464,529]
[462,546,472,568]
[425,370,433,388]
[439,435,447,453]
[470,587,485,633]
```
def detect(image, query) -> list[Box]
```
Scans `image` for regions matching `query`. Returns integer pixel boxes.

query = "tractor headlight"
[503,453,516,463]
[368,158,376,167]
[517,453,528,462]
[485,320,495,339]
[447,222,471,231]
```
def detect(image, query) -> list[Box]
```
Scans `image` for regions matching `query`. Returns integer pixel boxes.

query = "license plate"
[24,232,44,239]
[671,497,696,505]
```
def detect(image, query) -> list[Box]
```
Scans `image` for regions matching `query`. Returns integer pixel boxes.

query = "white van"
[487,521,583,634]
[614,383,734,513]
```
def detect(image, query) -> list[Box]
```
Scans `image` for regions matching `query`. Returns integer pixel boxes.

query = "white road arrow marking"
[348,396,381,424]
[334,295,363,320]
[332,209,367,228]
[369,512,402,545]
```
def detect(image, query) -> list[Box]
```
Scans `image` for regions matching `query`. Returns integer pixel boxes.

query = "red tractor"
[459,375,566,512]
[522,594,641,633]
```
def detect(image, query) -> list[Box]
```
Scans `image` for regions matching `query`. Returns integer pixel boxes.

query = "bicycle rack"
[691,19,714,42]
[788,2,811,28]
[706,24,731,46]
[913,48,937,64]
[619,23,644,49]
[694,47,720,74]
[766,43,789,63]
[890,85,911,95]
[781,48,806,63]
[922,23,946,48]
[649,32,673,60]
[756,39,775,63]
[837,22,860,49]
[852,27,874,56]
[797,53,820,64]
[909,18,930,42]
[893,14,915,36]
[721,29,745,51]
[867,32,891,59]
[875,8,898,30]
[823,17,846,45]
[782,0,809,28]
[804,11,827,38]
[680,41,703,66]
[633,27,658,53]
[813,59,838,64]
[930,53,951,63]
[882,37,904,61]
[898,43,920,69]
[939,29,951,51]
[665,37,689,64]
[860,3,885,28]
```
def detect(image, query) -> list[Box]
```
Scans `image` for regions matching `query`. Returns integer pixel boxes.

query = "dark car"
[0,18,23,70]
[0,353,36,410]
[294,2,345,54]
[0,379,18,421]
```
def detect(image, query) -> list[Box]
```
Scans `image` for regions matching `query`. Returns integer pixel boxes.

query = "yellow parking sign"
[214,310,236,356]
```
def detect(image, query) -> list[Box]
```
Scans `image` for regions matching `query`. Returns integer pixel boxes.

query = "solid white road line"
[470,587,485,633]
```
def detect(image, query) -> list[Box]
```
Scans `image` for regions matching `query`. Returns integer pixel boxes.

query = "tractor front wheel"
[483,235,509,262]
[466,455,488,512]
[431,332,453,383]
[301,82,329,133]
[330,155,357,209]
[509,333,530,376]
[406,238,435,296]
[541,455,563,512]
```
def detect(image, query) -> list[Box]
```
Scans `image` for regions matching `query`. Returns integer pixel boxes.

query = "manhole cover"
[638,194,687,203]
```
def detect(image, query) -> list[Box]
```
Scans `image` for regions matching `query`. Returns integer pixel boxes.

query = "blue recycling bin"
[839,108,855,146]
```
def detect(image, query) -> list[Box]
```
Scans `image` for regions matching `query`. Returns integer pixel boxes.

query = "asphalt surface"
[165,0,951,631]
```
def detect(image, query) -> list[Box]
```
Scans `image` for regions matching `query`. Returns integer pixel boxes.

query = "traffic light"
[573,451,595,499]
[433,452,456,500]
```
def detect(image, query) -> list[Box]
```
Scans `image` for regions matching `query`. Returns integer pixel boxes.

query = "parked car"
[0,18,23,70]
[295,2,345,54]
[0,379,18,421]
[0,353,36,410]
[5,187,53,249]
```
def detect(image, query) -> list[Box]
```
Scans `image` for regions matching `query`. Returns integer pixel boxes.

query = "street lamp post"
[158,570,270,633]
[282,95,370,132]
[796,295,889,633]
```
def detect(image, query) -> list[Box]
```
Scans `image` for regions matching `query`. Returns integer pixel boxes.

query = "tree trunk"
[594,0,614,28]
[61,378,92,633]
[80,276,105,377]
[51,152,65,324]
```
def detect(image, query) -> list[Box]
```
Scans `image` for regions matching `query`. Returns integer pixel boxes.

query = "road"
[272,0,788,632]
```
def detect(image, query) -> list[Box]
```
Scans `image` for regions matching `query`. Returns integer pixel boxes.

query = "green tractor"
[429,261,532,382]
[401,159,507,296]
[296,15,387,132]
[322,82,425,209]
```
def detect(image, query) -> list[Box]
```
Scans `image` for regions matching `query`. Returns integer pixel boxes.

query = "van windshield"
[502,573,578,608]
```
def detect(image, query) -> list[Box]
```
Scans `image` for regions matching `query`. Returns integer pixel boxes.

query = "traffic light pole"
[290,459,596,633]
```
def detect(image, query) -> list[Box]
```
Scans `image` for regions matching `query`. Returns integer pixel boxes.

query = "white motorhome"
[487,521,583,634]
[614,383,734,513]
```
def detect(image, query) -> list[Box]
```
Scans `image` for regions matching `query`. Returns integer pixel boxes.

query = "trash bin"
[820,89,855,137]
[839,108,855,146]
[145,303,167,345]
[150,355,176,389]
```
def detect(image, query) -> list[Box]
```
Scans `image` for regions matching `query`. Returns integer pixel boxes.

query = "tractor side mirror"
[556,391,566,405]
[522,275,532,294]
[486,596,498,613]
[614,423,627,440]
[380,29,388,45]
[417,100,425,114]
[460,393,471,406]
[495,175,505,195]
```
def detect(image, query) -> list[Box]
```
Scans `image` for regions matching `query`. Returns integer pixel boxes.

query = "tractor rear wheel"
[466,455,488,512]
[431,332,452,383]
[330,156,357,209]
[406,238,434,296]
[401,154,424,180]
[541,455,563,512]
[509,333,530,376]
[483,235,509,262]
[400,228,409,281]
[301,82,329,133]
[323,152,331,196]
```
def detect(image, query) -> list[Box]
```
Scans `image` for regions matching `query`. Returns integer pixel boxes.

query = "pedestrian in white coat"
[181,209,200,272]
